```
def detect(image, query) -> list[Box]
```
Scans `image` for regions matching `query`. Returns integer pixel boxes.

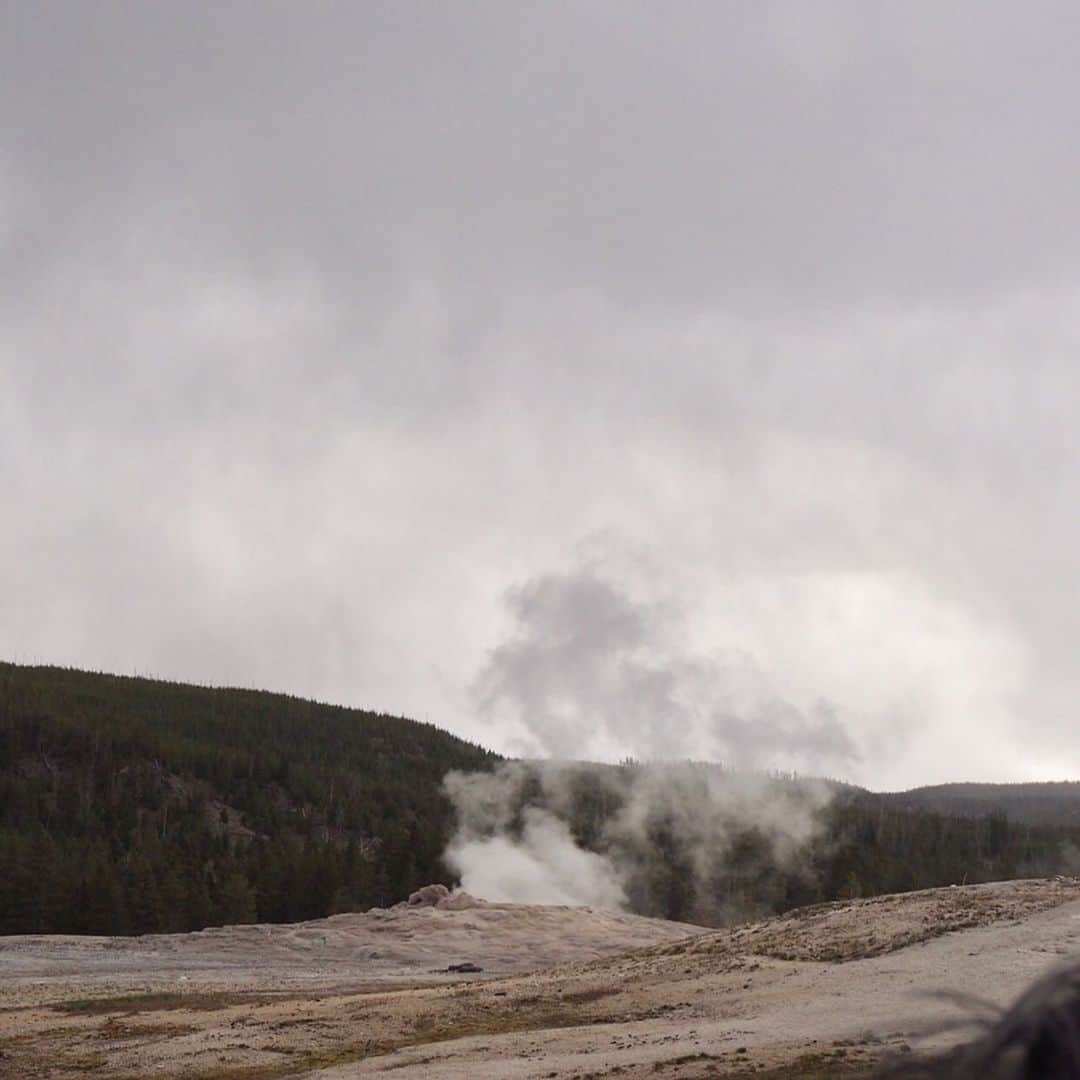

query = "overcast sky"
[5,2,1080,789]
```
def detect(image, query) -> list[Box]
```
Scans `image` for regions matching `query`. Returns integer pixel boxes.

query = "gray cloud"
[4,3,1080,786]
[6,3,1080,312]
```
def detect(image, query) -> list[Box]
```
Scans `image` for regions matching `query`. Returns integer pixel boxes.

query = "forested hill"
[882,782,1080,827]
[4,661,1080,938]
[0,662,499,935]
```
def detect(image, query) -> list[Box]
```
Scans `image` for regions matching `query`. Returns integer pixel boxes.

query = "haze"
[5,3,1080,789]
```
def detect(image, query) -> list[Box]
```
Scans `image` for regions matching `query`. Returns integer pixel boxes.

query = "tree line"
[0,662,498,934]
[468,761,1080,927]
[2,662,1078,935]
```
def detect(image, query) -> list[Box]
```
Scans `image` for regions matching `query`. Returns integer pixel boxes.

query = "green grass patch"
[51,991,292,1016]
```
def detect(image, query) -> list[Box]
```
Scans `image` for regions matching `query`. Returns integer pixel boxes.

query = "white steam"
[443,760,833,919]
[446,806,626,908]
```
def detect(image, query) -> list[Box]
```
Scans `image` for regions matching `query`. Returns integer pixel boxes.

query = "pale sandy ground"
[3,878,1080,1079]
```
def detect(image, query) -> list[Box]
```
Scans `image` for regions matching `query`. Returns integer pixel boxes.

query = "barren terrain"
[4,878,1080,1079]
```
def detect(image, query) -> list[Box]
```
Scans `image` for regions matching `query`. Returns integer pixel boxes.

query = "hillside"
[0,662,499,935]
[4,661,1080,939]
[883,781,1080,828]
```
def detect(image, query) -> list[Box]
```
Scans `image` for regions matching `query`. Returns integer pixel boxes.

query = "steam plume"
[444,760,834,922]
[445,562,853,920]
[474,566,857,769]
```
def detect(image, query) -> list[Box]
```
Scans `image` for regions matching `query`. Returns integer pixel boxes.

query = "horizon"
[8,656,1078,795]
